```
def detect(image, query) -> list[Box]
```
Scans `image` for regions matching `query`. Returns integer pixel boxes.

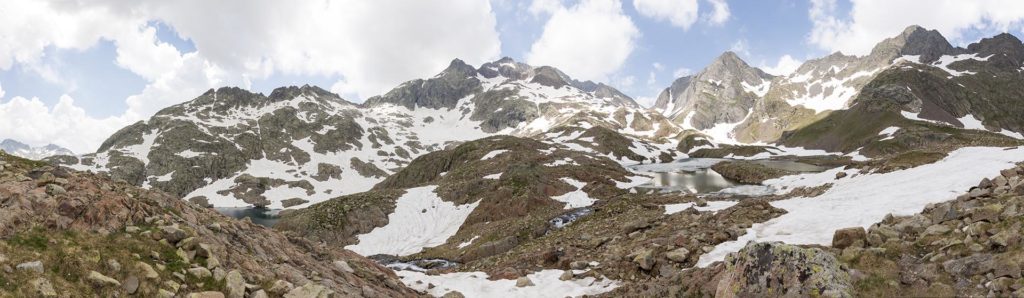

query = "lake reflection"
[642,168,740,193]
[214,207,281,227]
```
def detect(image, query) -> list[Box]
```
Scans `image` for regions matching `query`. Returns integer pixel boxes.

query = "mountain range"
[0,139,73,160]
[4,25,1024,297]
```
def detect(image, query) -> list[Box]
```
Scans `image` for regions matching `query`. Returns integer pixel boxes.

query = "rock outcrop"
[0,151,419,297]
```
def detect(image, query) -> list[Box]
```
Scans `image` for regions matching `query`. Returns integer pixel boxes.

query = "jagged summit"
[268,84,351,104]
[869,25,959,63]
[653,50,774,131]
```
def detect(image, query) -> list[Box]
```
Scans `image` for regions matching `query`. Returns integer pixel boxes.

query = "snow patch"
[481,149,509,160]
[398,269,619,298]
[878,126,900,141]
[458,236,480,249]
[551,178,597,209]
[664,201,737,214]
[346,186,479,256]
[697,146,1024,267]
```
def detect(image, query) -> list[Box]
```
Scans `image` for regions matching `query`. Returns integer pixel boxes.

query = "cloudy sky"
[1,0,1023,153]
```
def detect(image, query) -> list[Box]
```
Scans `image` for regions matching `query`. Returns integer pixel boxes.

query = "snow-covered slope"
[57,58,682,209]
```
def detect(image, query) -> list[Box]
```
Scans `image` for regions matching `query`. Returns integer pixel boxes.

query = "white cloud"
[633,0,700,29]
[652,62,664,71]
[729,39,750,57]
[0,95,130,153]
[529,0,563,16]
[0,0,503,153]
[0,82,4,99]
[113,25,186,81]
[634,96,657,108]
[673,67,693,78]
[527,0,639,81]
[646,71,657,86]
[617,75,637,89]
[704,0,730,25]
[809,0,1024,55]
[760,54,803,76]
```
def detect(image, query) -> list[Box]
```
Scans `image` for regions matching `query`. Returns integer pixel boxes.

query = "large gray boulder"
[716,242,853,298]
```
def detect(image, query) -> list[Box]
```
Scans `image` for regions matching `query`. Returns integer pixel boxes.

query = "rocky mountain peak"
[440,58,479,79]
[968,32,1024,66]
[267,84,352,104]
[653,51,774,131]
[710,51,746,68]
[699,51,772,84]
[530,65,571,88]
[869,25,958,63]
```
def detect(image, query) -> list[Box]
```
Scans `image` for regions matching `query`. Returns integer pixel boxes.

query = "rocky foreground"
[0,151,420,297]
[642,162,1024,297]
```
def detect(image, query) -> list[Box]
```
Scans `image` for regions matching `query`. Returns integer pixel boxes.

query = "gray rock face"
[655,51,775,131]
[364,59,482,110]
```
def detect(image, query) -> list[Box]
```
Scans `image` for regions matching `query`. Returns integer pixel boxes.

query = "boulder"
[942,254,995,278]
[442,291,466,298]
[715,242,852,298]
[633,249,656,270]
[559,270,573,281]
[268,280,295,296]
[187,292,226,298]
[123,276,140,294]
[16,261,44,273]
[332,260,354,274]
[158,289,176,298]
[515,277,535,287]
[160,225,189,243]
[137,262,159,279]
[188,267,212,279]
[831,227,867,249]
[969,204,1004,223]
[225,270,245,298]
[30,278,58,297]
[665,247,691,263]
[570,261,589,270]
[283,283,334,298]
[45,184,66,196]
[922,224,951,236]
[87,271,121,287]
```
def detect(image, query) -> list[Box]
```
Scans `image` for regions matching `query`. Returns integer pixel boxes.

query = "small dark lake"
[629,158,829,194]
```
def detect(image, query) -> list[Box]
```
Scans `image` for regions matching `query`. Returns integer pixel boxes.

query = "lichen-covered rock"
[715,242,853,298]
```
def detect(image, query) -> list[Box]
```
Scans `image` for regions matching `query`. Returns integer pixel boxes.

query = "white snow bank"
[726,146,839,160]
[697,146,1024,267]
[481,149,509,160]
[457,236,479,249]
[878,126,900,141]
[615,174,653,189]
[551,178,597,209]
[664,201,738,214]
[397,269,619,298]
[346,186,479,256]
